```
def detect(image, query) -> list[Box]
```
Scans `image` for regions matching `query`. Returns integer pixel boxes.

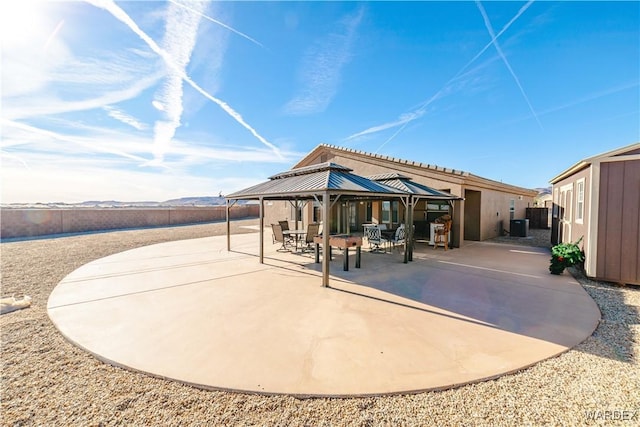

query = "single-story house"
[264,144,538,247]
[550,142,640,285]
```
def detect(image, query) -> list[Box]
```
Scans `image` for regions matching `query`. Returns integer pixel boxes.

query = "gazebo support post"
[259,197,264,264]
[407,197,413,262]
[226,199,231,251]
[322,191,331,287]
[403,196,409,264]
[226,199,238,252]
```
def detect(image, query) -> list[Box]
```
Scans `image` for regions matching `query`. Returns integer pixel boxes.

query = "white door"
[560,185,573,243]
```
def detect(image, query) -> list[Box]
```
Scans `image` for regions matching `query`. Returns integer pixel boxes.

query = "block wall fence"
[0,206,260,239]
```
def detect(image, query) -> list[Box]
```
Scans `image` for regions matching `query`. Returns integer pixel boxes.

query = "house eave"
[302,144,537,196]
[549,161,590,185]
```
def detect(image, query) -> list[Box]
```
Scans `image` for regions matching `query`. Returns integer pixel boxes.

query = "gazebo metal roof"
[367,173,462,200]
[226,162,408,200]
[225,162,412,288]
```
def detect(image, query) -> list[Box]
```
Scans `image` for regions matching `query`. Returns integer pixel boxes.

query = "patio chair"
[388,223,406,252]
[433,219,452,251]
[271,223,289,251]
[366,225,388,253]
[279,220,290,232]
[302,223,320,252]
[278,220,294,245]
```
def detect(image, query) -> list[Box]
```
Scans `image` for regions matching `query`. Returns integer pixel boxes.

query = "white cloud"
[0,144,295,203]
[1,155,231,203]
[103,106,148,130]
[3,60,164,120]
[0,118,300,203]
[283,7,364,115]
[151,0,206,162]
[85,0,282,159]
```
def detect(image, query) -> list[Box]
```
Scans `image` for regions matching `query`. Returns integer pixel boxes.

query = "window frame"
[575,178,585,224]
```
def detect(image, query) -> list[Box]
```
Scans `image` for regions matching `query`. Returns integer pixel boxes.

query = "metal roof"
[226,162,408,200]
[367,175,462,200]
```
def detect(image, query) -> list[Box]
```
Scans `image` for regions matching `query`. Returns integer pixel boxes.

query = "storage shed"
[550,142,640,285]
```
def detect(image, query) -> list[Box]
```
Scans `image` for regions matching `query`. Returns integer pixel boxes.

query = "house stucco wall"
[271,148,536,245]
[468,185,533,240]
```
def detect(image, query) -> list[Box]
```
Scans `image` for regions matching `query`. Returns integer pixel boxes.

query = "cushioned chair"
[366,225,388,253]
[388,223,406,251]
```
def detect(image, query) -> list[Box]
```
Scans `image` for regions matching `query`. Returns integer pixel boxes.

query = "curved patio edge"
[47,231,601,397]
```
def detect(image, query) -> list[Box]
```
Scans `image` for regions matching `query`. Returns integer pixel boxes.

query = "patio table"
[283,229,306,252]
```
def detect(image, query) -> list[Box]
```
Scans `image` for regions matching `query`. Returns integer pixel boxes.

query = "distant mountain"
[162,196,226,206]
[1,196,248,209]
[534,187,552,195]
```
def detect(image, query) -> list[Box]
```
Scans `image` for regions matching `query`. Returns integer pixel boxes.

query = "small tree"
[549,237,585,274]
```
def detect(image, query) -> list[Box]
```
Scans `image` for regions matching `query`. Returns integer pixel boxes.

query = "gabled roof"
[367,173,462,200]
[296,144,538,196]
[550,142,640,184]
[226,162,408,200]
[295,144,469,177]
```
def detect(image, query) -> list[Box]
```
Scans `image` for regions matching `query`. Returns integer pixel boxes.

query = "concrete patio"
[47,228,600,397]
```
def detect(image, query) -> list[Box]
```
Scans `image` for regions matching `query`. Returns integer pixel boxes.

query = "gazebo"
[225,162,409,287]
[367,173,462,260]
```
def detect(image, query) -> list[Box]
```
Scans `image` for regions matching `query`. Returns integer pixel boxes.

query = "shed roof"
[549,142,640,184]
[226,162,408,200]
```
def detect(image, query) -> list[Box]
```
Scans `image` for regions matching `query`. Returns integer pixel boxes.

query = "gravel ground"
[1,220,638,426]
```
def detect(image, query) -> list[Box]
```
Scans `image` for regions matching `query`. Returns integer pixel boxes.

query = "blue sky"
[1,1,638,203]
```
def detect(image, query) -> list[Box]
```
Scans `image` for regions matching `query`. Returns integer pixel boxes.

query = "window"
[382,201,399,224]
[291,204,302,222]
[576,179,585,223]
[382,201,390,223]
[425,202,450,222]
[365,202,372,222]
[509,199,515,220]
[313,201,322,223]
[349,203,357,229]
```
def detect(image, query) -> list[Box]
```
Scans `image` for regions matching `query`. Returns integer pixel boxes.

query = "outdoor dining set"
[270,214,453,271]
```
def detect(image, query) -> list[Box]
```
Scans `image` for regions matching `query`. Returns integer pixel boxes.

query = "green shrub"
[549,237,585,275]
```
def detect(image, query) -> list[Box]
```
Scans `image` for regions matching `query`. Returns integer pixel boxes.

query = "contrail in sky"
[84,0,282,159]
[167,0,264,48]
[43,20,65,51]
[476,0,543,129]
[362,1,535,151]
[151,0,204,163]
[458,1,534,83]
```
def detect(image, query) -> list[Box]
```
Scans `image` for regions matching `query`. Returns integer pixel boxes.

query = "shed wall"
[596,160,640,284]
